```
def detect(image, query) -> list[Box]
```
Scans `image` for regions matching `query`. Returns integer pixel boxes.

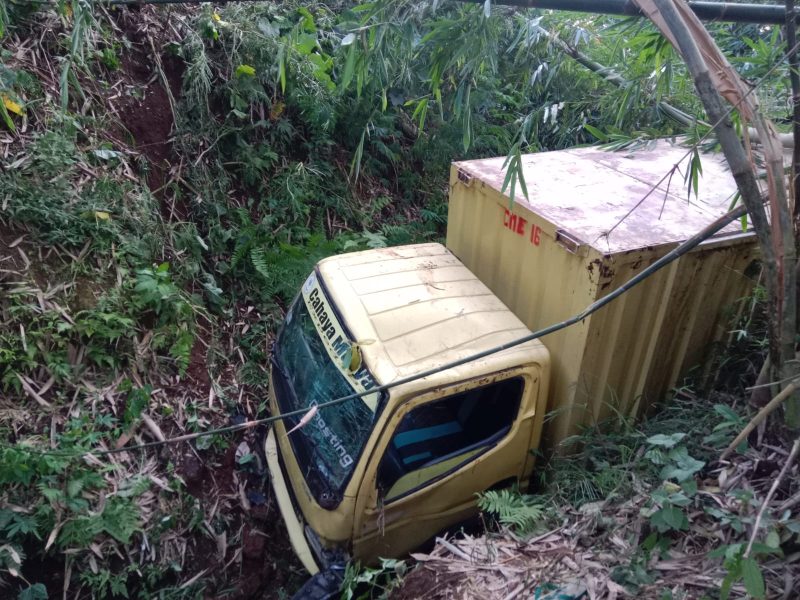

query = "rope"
[2,0,781,460]
[4,201,749,460]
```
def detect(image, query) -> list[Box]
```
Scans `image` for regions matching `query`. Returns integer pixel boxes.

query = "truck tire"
[290,565,345,600]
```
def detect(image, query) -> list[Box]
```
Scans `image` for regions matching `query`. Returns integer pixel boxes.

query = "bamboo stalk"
[721,380,799,460]
[636,0,800,427]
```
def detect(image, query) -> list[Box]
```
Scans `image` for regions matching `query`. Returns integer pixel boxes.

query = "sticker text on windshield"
[307,286,378,392]
[310,401,353,468]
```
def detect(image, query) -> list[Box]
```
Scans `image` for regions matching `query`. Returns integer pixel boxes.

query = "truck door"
[351,371,541,562]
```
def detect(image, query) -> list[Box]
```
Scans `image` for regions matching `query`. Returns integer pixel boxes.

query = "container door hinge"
[555,229,581,254]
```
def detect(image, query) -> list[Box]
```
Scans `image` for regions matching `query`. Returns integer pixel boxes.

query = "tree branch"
[744,436,800,557]
[722,379,799,460]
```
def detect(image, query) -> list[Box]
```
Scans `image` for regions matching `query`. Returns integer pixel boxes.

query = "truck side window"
[377,378,523,502]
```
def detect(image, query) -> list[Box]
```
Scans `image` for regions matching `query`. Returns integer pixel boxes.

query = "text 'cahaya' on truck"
[264,140,758,577]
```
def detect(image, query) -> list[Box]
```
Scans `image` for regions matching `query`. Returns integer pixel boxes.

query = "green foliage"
[637,422,705,536]
[79,567,132,599]
[59,496,141,547]
[97,45,121,71]
[541,395,785,595]
[1,1,793,597]
[131,264,197,373]
[59,0,96,110]
[78,561,206,600]
[477,488,547,535]
[248,235,341,305]
[0,1,7,40]
[609,549,655,593]
[134,263,194,323]
[124,385,152,426]
[546,419,642,506]
[341,558,407,600]
[648,490,690,533]
[17,584,48,600]
[710,543,781,600]
[1,130,162,255]
[0,436,141,583]
[704,403,750,448]
[644,433,705,482]
[0,261,197,388]
[0,416,203,597]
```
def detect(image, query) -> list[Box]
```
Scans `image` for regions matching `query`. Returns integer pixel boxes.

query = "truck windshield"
[272,278,380,508]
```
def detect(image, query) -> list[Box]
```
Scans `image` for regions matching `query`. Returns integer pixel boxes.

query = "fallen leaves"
[2,94,23,115]
[395,445,799,600]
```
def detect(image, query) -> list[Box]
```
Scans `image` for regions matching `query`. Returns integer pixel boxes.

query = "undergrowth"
[0,1,795,599]
[0,1,517,596]
[343,389,788,600]
[474,393,789,600]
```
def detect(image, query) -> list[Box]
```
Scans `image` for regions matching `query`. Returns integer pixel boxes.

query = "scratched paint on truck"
[446,139,758,447]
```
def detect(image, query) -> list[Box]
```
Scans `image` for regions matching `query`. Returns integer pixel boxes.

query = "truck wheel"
[290,564,345,600]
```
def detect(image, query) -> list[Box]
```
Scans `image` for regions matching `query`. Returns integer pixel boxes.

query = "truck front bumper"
[265,427,320,575]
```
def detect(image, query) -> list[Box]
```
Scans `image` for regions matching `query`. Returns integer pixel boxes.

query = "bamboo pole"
[722,380,799,460]
[636,0,800,428]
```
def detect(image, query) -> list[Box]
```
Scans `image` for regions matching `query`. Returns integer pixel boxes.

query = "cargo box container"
[446,139,758,446]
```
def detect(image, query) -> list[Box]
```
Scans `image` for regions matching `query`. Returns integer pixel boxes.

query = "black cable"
[4,201,750,459]
[0,0,762,458]
[6,0,795,25]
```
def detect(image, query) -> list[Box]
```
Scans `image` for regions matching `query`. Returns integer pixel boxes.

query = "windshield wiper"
[270,353,300,420]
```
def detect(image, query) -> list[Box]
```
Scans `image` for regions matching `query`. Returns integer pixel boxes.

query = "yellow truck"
[264,141,757,580]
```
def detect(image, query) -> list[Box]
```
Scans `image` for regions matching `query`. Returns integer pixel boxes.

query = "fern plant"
[477,489,547,535]
[250,247,271,281]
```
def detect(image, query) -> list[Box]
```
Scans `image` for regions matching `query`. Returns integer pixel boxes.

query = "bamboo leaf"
[60,60,71,110]
[2,94,23,115]
[462,84,472,151]
[516,146,528,200]
[0,98,14,132]
[646,433,686,448]
[350,126,367,182]
[584,124,608,142]
[278,47,286,93]
[685,147,703,200]
[501,145,525,206]
[235,64,256,77]
[411,98,428,133]
[0,0,6,39]
[341,44,357,90]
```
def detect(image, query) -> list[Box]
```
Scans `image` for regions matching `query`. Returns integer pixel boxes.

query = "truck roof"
[316,243,548,386]
[454,139,751,254]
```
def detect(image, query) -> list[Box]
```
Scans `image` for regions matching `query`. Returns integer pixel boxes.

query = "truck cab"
[264,242,550,573]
